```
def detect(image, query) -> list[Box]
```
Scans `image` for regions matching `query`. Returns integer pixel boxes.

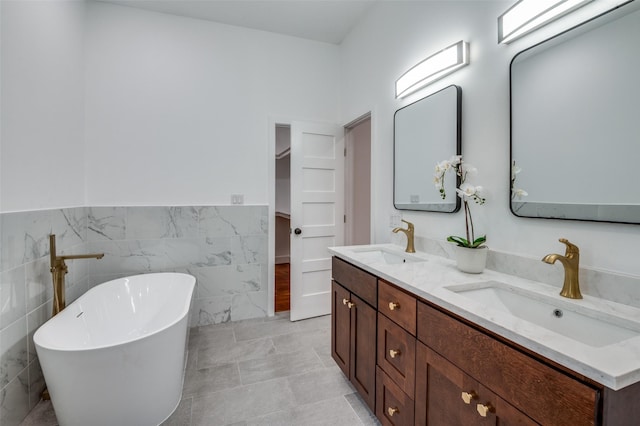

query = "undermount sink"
[445,281,640,347]
[351,247,426,265]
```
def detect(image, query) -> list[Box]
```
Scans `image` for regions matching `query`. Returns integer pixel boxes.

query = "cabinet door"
[331,281,351,378]
[415,342,537,426]
[350,293,377,411]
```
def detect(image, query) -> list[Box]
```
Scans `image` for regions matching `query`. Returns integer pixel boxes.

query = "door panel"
[290,121,344,321]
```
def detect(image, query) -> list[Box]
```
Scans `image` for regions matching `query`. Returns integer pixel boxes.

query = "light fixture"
[395,41,469,99]
[498,0,594,44]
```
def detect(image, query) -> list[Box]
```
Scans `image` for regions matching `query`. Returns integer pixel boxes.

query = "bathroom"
[1,0,639,425]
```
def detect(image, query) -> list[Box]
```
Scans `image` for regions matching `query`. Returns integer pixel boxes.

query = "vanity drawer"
[376,367,415,426]
[332,257,377,307]
[377,312,416,398]
[417,301,600,426]
[378,280,416,335]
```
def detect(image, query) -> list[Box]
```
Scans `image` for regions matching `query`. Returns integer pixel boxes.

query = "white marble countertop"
[329,244,640,390]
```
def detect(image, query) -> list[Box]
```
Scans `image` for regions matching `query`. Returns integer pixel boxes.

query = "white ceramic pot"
[454,245,488,274]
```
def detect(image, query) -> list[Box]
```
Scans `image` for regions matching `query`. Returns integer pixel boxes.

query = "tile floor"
[20,313,380,425]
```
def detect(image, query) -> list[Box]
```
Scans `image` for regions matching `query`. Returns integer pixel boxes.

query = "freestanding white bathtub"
[33,272,196,426]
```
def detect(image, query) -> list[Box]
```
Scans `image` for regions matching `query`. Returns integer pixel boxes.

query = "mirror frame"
[509,3,640,225]
[393,84,462,213]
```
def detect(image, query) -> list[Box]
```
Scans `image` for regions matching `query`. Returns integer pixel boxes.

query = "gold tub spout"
[49,234,104,317]
[542,238,581,299]
[392,219,415,253]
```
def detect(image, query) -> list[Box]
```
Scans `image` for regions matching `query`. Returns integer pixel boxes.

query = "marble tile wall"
[0,207,90,426]
[0,204,268,426]
[86,206,269,327]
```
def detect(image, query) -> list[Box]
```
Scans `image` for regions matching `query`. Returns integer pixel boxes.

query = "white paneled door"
[289,121,344,321]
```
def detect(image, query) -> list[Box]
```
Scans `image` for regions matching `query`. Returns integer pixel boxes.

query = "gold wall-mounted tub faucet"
[542,238,582,299]
[49,234,104,316]
[392,219,415,253]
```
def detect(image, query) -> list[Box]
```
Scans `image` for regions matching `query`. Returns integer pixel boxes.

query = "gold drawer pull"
[389,349,401,358]
[461,391,477,404]
[342,298,355,308]
[388,302,400,311]
[476,403,494,417]
[387,407,399,417]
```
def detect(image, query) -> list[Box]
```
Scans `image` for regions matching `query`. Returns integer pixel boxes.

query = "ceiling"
[95,0,377,45]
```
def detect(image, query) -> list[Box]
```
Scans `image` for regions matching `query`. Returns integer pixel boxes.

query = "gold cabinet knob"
[387,407,399,417]
[342,298,349,305]
[388,302,400,311]
[461,391,477,404]
[476,403,494,417]
[389,349,401,358]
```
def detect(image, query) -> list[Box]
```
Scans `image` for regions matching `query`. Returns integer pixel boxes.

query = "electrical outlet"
[231,194,244,205]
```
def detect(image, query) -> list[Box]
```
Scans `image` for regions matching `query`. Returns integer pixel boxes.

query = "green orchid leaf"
[447,236,470,247]
[469,236,487,248]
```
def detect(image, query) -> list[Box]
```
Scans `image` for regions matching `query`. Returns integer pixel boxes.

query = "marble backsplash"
[408,235,640,309]
[0,204,268,426]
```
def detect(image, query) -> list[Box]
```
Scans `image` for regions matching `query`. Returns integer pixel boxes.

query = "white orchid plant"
[434,155,486,249]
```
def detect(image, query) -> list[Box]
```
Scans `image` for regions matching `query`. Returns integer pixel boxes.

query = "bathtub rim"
[33,272,196,353]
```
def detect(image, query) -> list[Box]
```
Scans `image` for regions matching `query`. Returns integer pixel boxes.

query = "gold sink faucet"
[542,238,581,299]
[392,219,415,253]
[49,234,104,316]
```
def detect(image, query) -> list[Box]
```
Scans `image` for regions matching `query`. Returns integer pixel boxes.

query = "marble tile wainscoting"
[0,205,268,426]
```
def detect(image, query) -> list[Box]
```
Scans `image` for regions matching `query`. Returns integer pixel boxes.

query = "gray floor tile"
[244,410,293,426]
[183,362,241,397]
[191,377,295,425]
[287,366,354,406]
[238,348,323,385]
[19,311,378,426]
[313,341,336,368]
[271,327,330,354]
[197,337,276,369]
[345,392,381,426]
[162,396,192,426]
[289,396,363,425]
[233,319,300,342]
[193,327,236,351]
[294,314,331,332]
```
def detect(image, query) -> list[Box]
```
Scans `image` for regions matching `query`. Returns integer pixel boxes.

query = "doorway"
[344,114,372,245]
[274,124,291,312]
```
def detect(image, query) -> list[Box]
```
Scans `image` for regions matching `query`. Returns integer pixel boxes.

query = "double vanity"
[329,244,640,425]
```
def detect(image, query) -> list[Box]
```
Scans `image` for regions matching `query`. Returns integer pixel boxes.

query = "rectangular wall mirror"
[510,2,640,224]
[394,85,461,212]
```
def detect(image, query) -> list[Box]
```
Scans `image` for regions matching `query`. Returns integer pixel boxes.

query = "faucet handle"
[558,238,579,255]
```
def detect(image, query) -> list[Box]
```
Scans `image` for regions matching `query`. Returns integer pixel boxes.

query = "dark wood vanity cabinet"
[331,257,377,411]
[417,302,599,425]
[331,256,640,426]
[415,342,537,425]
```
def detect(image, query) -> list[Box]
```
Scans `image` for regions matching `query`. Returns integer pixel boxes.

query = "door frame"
[344,112,373,246]
[267,113,375,318]
[268,116,291,317]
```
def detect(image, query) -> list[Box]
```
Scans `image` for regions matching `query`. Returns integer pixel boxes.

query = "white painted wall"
[340,1,640,276]
[0,0,85,212]
[84,2,341,206]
